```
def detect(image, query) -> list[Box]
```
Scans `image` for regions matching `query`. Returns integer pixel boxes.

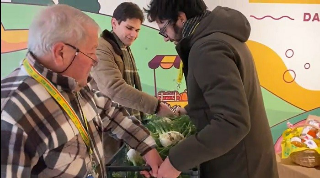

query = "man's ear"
[52,42,65,67]
[176,12,187,27]
[111,18,118,30]
[178,12,187,24]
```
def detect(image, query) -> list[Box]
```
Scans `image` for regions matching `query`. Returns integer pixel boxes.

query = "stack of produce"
[126,114,197,177]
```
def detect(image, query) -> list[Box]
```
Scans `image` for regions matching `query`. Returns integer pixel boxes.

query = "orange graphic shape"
[160,56,176,69]
[180,92,188,101]
[246,40,320,111]
[249,0,320,4]
[1,23,28,53]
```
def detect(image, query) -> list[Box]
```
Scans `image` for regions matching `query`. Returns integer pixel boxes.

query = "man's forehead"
[120,18,141,29]
[120,18,141,24]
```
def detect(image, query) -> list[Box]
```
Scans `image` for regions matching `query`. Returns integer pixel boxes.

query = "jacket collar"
[101,30,123,57]
[176,36,192,76]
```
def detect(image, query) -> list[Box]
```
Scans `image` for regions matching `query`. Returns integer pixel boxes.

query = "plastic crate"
[105,145,199,178]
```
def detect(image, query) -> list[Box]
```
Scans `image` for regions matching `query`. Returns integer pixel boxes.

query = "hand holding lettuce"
[127,114,196,164]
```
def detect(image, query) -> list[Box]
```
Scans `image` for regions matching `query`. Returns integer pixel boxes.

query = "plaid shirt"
[1,54,155,178]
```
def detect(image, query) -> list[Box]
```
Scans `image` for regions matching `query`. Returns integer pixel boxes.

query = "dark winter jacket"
[169,6,278,178]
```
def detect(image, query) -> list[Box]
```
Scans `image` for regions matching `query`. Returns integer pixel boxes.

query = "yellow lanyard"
[23,59,93,155]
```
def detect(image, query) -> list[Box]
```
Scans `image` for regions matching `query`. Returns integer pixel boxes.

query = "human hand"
[156,102,174,117]
[140,148,163,178]
[175,107,187,116]
[157,157,181,178]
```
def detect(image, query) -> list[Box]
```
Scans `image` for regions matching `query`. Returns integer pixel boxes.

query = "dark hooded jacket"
[169,6,278,178]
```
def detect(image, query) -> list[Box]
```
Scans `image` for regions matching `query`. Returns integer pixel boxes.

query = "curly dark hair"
[113,2,144,24]
[144,0,207,23]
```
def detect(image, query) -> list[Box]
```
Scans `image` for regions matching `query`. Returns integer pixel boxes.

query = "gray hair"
[28,4,99,57]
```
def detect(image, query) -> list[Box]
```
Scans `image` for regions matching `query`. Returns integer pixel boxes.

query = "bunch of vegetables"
[127,114,197,165]
[111,115,197,178]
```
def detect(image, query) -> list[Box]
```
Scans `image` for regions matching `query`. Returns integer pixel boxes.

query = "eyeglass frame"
[158,20,171,38]
[64,43,98,67]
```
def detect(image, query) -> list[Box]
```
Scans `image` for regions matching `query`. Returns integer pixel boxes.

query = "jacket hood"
[191,6,251,44]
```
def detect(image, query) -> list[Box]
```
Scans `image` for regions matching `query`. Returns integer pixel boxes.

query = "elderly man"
[1,4,162,178]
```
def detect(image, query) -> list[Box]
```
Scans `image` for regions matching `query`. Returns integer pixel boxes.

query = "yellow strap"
[23,59,92,154]
[177,61,184,84]
[176,22,201,85]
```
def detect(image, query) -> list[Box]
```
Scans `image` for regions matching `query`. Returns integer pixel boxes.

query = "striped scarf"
[112,32,143,120]
[182,10,211,38]
[177,10,210,84]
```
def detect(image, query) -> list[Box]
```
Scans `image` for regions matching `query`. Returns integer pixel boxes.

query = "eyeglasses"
[64,43,98,67]
[159,20,171,38]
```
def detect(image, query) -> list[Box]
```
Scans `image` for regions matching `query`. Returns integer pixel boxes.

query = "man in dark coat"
[144,0,279,178]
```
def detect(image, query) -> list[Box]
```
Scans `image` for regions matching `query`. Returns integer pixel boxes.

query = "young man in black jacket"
[144,0,279,178]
